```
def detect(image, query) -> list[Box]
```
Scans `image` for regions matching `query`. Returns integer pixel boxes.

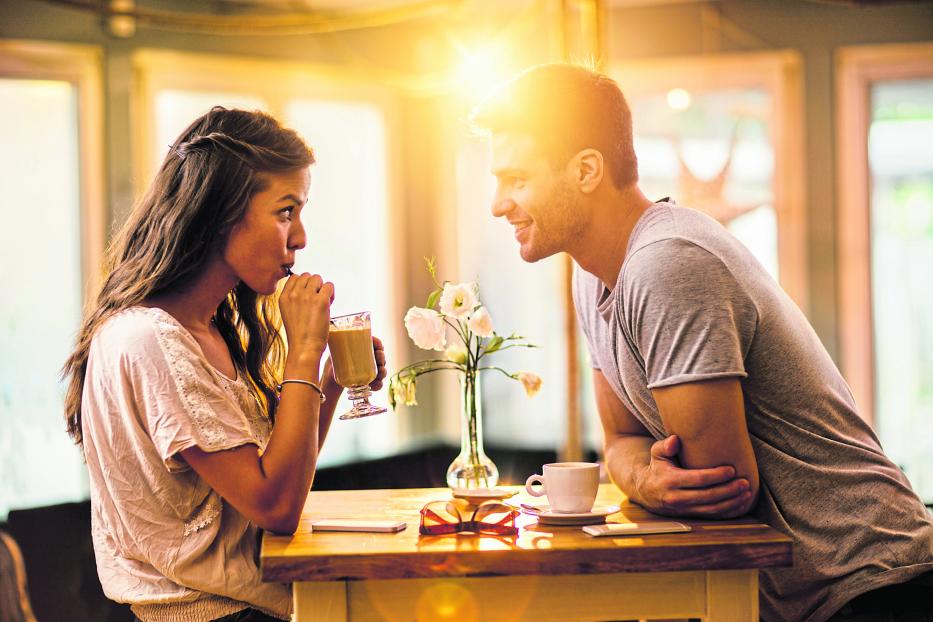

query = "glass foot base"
[338,403,388,420]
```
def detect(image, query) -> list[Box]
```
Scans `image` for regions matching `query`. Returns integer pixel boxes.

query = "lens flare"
[415,582,479,622]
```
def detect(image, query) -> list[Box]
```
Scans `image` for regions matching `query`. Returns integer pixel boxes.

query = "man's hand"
[634,435,753,518]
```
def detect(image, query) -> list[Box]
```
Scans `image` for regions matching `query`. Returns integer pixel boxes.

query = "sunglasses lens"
[419,500,466,535]
[473,502,518,535]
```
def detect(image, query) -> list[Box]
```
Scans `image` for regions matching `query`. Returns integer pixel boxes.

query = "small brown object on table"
[261,484,792,621]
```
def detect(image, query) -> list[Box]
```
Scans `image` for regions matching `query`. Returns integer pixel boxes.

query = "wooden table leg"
[705,569,758,620]
[293,581,347,622]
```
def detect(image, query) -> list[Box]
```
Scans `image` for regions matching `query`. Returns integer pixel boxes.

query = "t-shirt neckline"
[132,306,240,383]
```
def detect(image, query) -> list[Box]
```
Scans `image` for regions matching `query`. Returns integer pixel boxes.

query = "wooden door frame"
[836,42,933,425]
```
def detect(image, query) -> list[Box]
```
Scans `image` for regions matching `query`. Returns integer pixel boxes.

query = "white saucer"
[517,503,621,526]
[450,487,518,504]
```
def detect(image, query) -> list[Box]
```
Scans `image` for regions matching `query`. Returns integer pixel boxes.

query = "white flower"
[439,282,478,319]
[392,377,418,406]
[445,344,468,365]
[404,307,446,351]
[467,306,493,337]
[517,372,542,398]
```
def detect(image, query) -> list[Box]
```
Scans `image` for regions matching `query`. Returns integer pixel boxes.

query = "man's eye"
[280,207,294,219]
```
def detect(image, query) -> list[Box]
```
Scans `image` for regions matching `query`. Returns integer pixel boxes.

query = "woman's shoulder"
[93,306,194,358]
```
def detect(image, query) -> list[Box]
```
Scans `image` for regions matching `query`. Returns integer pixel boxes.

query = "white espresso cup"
[525,462,600,513]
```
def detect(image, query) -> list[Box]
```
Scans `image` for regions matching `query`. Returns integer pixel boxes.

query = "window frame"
[835,42,933,426]
[608,50,808,313]
[0,39,106,301]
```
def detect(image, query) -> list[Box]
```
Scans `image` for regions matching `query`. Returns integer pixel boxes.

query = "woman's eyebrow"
[276,193,305,205]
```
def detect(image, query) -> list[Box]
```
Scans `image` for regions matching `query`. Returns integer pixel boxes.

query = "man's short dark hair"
[471,62,638,189]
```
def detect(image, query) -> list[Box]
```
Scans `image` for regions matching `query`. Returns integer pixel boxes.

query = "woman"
[62,106,386,621]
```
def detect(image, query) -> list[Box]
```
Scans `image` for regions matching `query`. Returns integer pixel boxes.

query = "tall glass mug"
[328,311,387,420]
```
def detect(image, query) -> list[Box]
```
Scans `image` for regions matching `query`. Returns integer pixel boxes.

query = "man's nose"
[491,196,515,218]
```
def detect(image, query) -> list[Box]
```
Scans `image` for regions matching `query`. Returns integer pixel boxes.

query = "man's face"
[489,132,584,263]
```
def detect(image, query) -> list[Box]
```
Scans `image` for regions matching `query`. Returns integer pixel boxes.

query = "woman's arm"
[182,273,333,534]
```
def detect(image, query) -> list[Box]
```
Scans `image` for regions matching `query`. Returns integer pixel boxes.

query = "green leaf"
[426,288,442,309]
[483,335,505,354]
[387,378,397,410]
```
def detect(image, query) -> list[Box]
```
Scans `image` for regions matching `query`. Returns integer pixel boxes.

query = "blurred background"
[0,3,931,615]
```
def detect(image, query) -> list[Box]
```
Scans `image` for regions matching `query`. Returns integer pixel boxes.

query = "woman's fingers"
[278,273,333,358]
[370,336,387,390]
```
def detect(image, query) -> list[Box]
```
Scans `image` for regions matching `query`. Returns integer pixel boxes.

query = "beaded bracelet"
[276,379,326,402]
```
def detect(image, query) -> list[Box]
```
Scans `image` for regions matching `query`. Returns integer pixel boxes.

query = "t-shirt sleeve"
[119,313,261,471]
[620,237,758,389]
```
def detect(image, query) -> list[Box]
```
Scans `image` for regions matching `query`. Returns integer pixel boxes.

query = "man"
[472,62,933,622]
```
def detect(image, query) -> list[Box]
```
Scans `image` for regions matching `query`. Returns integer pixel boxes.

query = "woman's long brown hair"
[62,107,315,446]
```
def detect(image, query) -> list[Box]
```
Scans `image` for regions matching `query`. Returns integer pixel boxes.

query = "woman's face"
[223,167,311,295]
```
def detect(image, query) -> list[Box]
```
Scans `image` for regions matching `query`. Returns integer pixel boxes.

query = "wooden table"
[261,485,792,621]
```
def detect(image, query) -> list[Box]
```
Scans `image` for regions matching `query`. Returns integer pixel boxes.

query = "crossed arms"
[595,370,759,518]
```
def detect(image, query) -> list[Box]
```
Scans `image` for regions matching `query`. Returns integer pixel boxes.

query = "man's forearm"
[604,434,654,506]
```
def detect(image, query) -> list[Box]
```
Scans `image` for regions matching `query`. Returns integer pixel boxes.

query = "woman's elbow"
[248,490,304,534]
[256,504,302,534]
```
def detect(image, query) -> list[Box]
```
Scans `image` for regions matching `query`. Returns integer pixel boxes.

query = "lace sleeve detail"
[150,314,229,449]
[183,496,222,536]
[121,307,260,467]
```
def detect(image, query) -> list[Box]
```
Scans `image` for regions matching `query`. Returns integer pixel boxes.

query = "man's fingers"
[665,479,749,508]
[677,465,738,489]
[650,435,680,460]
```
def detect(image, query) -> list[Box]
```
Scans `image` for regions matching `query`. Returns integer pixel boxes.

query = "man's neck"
[569,184,654,290]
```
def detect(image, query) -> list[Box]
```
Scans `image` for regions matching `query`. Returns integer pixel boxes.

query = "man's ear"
[571,148,604,194]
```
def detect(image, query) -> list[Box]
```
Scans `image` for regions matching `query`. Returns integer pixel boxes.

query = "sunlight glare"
[453,44,507,104]
[666,87,691,110]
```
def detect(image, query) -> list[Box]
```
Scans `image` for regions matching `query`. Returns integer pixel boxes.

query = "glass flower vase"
[446,369,498,490]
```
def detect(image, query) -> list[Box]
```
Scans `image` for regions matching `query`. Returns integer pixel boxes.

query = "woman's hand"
[278,272,334,362]
[370,336,387,391]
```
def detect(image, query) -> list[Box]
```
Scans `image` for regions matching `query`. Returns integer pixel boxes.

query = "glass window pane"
[0,78,86,518]
[456,136,568,449]
[630,88,779,280]
[870,78,933,503]
[283,100,396,465]
[153,90,267,178]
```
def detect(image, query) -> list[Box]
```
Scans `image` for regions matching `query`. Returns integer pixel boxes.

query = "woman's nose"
[289,219,307,250]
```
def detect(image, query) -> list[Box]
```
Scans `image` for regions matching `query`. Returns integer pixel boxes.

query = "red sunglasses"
[419,500,519,536]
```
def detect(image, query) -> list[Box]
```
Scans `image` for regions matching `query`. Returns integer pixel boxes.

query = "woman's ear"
[572,148,604,194]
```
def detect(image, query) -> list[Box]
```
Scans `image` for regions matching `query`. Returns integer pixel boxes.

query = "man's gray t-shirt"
[573,202,933,622]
